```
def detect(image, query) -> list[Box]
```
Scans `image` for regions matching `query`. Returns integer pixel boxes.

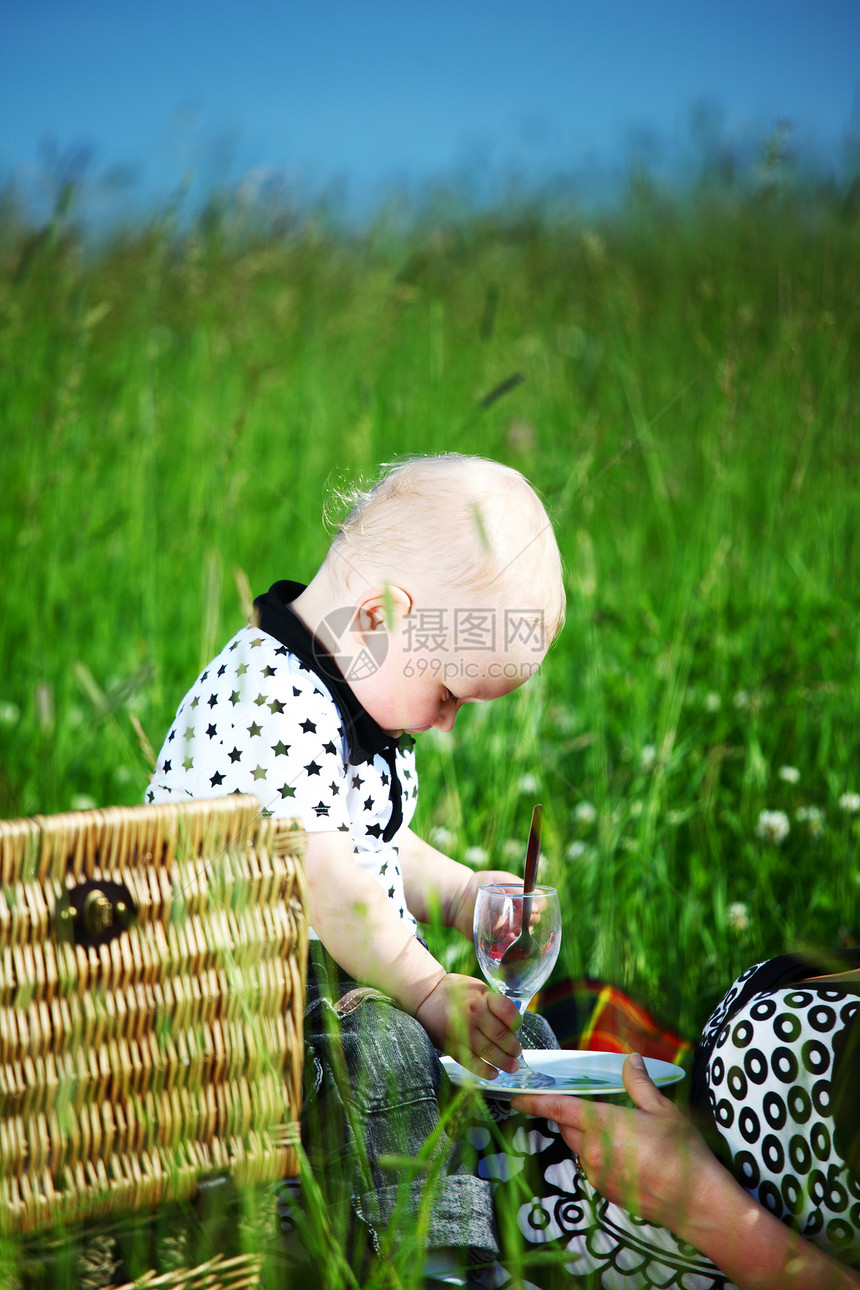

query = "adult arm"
[304,829,521,1077]
[399,826,522,938]
[514,1055,860,1290]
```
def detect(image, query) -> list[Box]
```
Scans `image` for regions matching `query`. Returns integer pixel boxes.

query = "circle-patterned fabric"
[484,961,859,1288]
[702,969,860,1261]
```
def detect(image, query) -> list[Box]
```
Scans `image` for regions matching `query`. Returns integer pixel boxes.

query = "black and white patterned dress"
[487,955,860,1288]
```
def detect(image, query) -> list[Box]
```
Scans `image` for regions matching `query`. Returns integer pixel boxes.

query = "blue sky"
[3,1,859,219]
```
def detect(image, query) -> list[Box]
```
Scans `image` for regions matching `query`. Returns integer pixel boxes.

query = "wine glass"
[473,883,561,1088]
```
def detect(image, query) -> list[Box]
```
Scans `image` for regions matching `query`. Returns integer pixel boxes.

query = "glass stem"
[487,996,556,1089]
[513,996,532,1068]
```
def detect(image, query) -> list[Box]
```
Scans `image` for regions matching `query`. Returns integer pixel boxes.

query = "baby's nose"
[433,704,457,733]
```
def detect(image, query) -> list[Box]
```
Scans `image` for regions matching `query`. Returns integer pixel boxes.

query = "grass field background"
[1,160,858,1051]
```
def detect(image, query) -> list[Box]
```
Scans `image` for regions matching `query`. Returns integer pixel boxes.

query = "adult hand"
[513,1053,719,1232]
[516,1055,860,1290]
[416,972,522,1077]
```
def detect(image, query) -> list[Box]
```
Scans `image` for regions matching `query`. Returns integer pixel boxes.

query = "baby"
[147,452,565,1270]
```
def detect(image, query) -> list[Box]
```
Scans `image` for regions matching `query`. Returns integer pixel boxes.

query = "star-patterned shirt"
[146,625,419,938]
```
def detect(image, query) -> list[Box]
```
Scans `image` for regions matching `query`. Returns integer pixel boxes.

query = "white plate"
[441,1050,686,1100]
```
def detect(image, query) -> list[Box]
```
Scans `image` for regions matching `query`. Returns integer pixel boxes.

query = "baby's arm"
[305,830,521,1077]
[399,827,522,939]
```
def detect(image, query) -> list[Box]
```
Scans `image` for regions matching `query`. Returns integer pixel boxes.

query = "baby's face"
[349,599,548,736]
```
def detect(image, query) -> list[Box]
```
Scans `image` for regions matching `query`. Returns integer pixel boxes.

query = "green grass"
[1,163,859,1282]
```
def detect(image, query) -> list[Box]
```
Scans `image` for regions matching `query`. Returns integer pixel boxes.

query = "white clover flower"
[726,901,750,933]
[550,706,579,735]
[70,793,98,812]
[464,845,489,867]
[430,825,456,851]
[113,765,135,784]
[777,765,800,784]
[795,804,825,840]
[500,838,524,863]
[0,701,21,726]
[733,689,750,710]
[574,801,597,825]
[704,692,722,713]
[838,792,860,814]
[640,744,657,773]
[566,841,596,864]
[755,809,790,845]
[517,773,539,795]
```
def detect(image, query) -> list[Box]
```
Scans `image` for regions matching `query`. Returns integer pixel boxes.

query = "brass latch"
[59,880,136,946]
[82,889,132,935]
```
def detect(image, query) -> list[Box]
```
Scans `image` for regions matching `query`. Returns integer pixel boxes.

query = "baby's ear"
[354,584,412,633]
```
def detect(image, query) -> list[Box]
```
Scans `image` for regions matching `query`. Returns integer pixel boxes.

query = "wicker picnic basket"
[0,795,307,1283]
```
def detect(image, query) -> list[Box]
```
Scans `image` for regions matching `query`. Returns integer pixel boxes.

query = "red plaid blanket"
[536,977,695,1067]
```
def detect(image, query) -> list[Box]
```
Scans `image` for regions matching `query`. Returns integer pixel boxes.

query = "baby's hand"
[450,870,524,939]
[415,973,522,1077]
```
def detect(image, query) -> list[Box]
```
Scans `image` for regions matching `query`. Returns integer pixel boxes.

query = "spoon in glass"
[498,803,542,967]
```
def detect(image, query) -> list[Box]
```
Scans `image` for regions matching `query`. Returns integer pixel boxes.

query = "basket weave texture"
[114,1252,266,1290]
[0,795,307,1244]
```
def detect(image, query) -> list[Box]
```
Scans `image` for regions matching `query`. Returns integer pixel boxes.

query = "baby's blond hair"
[328,454,565,641]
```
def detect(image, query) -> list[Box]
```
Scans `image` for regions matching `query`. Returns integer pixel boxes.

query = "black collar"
[253,580,412,841]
